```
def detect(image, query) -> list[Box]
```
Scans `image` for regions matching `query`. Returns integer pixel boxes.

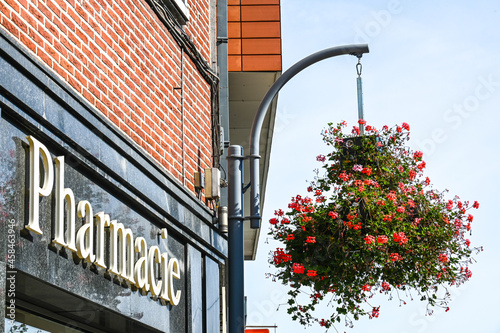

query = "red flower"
[393,232,408,245]
[371,306,380,318]
[413,151,423,160]
[306,236,316,244]
[281,218,290,224]
[292,263,305,274]
[364,235,375,244]
[390,253,401,261]
[287,234,295,241]
[402,122,410,130]
[439,254,448,263]
[465,239,471,247]
[362,283,371,291]
[362,167,373,176]
[387,192,397,202]
[377,235,388,244]
[358,119,367,125]
[473,201,480,209]
[328,211,339,219]
[467,214,473,222]
[417,161,426,170]
[381,282,390,291]
[446,200,454,210]
[339,172,349,181]
[269,218,279,225]
[275,209,284,216]
[307,270,317,277]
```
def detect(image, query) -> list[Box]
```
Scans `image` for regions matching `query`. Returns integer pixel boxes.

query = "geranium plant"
[268,121,481,329]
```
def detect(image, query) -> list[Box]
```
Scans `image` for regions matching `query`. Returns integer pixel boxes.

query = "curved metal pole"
[248,44,369,229]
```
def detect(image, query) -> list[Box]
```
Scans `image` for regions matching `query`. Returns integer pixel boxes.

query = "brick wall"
[0,0,214,194]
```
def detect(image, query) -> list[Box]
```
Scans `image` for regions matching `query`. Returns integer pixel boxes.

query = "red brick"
[4,0,20,13]
[11,12,27,33]
[20,32,36,53]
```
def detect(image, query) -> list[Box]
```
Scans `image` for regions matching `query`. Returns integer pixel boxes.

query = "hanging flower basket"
[268,121,482,329]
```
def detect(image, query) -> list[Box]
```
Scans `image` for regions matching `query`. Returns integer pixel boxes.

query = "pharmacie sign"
[25,136,181,306]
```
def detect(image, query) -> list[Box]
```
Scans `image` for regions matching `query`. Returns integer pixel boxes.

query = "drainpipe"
[217,0,229,207]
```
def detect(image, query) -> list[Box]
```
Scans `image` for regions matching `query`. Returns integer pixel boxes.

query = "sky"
[245,1,500,332]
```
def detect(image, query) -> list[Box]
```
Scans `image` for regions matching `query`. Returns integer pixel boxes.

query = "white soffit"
[228,71,281,260]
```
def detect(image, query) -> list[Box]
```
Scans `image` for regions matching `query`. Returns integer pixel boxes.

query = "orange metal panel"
[241,22,280,38]
[242,55,281,71]
[228,38,242,55]
[241,5,280,22]
[228,5,241,21]
[242,0,279,4]
[242,38,281,55]
[228,0,241,4]
[228,55,242,71]
[228,22,242,38]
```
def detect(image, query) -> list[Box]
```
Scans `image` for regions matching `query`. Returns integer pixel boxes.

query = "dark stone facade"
[0,29,226,333]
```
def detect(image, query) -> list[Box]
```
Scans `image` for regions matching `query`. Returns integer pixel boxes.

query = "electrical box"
[194,172,205,190]
[205,168,220,199]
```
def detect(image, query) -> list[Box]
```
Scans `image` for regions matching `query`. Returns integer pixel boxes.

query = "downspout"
[181,49,185,186]
[217,0,229,207]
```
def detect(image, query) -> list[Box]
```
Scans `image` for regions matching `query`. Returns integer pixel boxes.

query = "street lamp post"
[228,44,370,333]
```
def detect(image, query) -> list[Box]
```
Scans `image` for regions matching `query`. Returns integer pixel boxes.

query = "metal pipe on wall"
[227,145,245,333]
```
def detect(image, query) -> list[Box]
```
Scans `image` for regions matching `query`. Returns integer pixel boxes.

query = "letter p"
[27,136,53,234]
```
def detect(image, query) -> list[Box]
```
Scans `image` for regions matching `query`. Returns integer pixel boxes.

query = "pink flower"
[316,154,326,162]
[353,164,363,172]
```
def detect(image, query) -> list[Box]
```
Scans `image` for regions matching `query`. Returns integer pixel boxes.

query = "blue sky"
[245,1,500,332]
